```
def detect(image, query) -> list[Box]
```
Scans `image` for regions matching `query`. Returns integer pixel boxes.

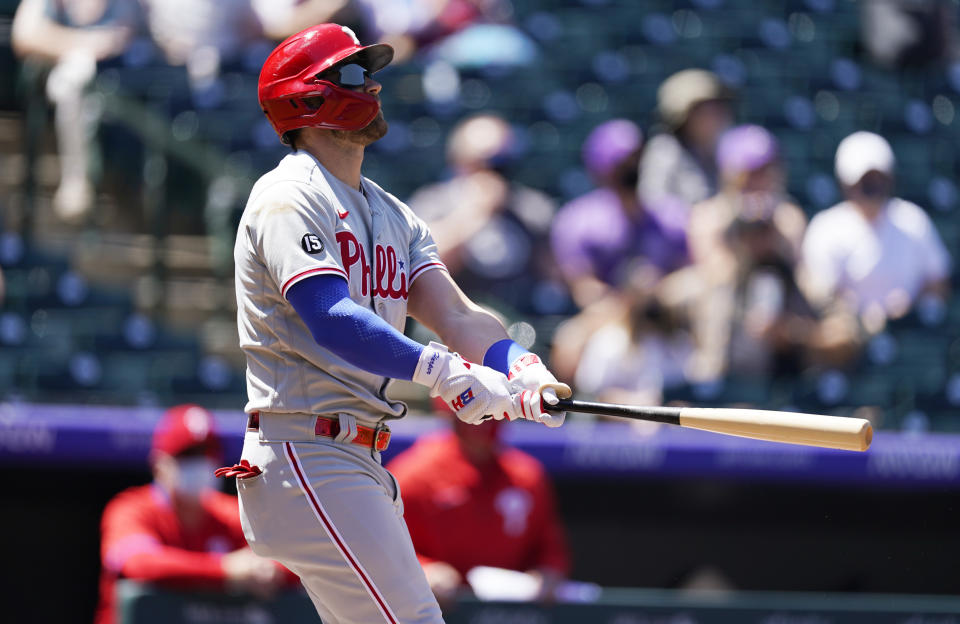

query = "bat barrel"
[550,400,872,452]
[678,407,873,452]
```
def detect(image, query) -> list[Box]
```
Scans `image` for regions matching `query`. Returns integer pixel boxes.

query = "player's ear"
[282,129,303,151]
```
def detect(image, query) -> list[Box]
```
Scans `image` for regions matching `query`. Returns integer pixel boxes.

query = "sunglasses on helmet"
[316,63,370,89]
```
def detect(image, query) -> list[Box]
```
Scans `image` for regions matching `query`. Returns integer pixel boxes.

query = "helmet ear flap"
[279,96,326,148]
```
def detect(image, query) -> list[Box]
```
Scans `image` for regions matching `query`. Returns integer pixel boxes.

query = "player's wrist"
[502,349,572,428]
[483,338,530,376]
[412,341,450,392]
[508,352,546,381]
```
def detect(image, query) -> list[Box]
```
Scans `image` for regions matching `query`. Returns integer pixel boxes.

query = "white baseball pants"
[236,413,443,624]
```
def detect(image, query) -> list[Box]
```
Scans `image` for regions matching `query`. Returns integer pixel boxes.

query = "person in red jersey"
[95,404,289,624]
[386,411,571,606]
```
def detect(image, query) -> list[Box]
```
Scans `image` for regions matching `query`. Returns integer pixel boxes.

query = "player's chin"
[358,113,388,145]
[331,112,387,146]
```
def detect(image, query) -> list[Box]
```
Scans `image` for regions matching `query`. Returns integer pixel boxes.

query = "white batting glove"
[507,353,572,428]
[413,342,519,425]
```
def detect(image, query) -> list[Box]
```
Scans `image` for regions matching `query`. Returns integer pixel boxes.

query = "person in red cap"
[386,408,571,607]
[94,405,289,624]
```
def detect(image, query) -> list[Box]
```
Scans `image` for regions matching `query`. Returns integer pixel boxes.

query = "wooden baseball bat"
[548,399,872,452]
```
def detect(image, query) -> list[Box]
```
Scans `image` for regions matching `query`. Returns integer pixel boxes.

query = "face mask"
[617,167,640,190]
[858,176,891,200]
[174,457,218,497]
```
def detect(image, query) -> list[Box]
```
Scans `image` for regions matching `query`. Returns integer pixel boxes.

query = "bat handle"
[545,398,684,424]
[543,398,569,412]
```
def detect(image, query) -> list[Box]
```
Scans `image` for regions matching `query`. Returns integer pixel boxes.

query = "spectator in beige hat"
[638,69,734,228]
[799,131,951,332]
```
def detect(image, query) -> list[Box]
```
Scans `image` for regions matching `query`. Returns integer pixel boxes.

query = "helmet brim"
[352,43,394,74]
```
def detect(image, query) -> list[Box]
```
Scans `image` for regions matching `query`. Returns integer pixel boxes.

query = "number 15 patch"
[301,233,324,254]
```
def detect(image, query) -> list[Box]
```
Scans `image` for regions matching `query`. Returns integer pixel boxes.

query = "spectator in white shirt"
[800,131,951,332]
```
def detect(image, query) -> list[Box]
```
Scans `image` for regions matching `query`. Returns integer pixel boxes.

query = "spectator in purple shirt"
[550,119,688,381]
[551,119,688,309]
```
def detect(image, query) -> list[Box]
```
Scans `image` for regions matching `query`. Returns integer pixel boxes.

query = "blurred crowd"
[8,0,955,415]
[562,112,950,408]
[409,69,951,411]
[11,0,535,221]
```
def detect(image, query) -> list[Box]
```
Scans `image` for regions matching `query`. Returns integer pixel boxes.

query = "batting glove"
[507,353,573,428]
[413,342,519,425]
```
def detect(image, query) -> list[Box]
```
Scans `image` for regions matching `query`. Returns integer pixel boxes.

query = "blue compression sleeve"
[286,275,423,380]
[483,339,530,376]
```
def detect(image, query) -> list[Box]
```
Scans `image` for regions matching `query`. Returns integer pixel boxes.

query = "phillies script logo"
[336,231,408,299]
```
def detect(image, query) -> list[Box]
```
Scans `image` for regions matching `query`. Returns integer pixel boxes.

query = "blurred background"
[3,0,960,622]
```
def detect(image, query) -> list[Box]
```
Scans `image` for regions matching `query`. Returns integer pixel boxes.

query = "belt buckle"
[372,421,391,452]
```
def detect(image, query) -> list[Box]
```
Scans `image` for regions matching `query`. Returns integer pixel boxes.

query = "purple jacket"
[551,188,689,286]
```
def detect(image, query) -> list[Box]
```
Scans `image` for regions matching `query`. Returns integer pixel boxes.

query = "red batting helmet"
[258,24,394,139]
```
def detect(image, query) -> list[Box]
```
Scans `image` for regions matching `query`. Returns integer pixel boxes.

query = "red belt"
[247,412,391,452]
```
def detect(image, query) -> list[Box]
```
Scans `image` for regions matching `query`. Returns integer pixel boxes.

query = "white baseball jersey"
[234,151,445,425]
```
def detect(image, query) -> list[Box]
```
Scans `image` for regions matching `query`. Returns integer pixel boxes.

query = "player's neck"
[851,197,887,222]
[301,134,366,191]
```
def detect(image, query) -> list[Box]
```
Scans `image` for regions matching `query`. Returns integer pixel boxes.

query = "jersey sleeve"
[246,182,347,299]
[407,211,447,285]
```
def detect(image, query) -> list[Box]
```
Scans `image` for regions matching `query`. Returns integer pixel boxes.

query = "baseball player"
[227,23,571,624]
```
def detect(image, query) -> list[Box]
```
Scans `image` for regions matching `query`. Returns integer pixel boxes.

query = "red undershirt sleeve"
[119,548,229,588]
[101,493,230,589]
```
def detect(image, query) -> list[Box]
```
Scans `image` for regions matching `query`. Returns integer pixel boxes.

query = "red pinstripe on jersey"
[281,267,348,299]
[283,442,399,624]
